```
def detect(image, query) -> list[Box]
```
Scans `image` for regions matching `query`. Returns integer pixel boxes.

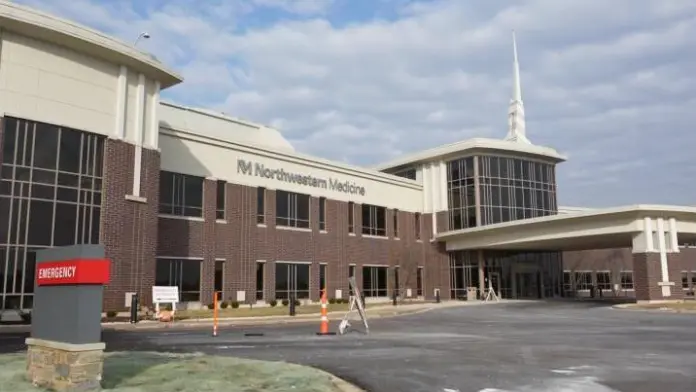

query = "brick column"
[632,217,681,302]
[200,178,218,306]
[101,139,159,311]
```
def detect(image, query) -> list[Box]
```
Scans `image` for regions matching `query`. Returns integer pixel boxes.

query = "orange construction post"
[316,288,336,336]
[213,291,219,337]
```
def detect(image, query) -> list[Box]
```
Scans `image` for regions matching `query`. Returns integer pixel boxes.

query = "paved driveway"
[2,301,695,392]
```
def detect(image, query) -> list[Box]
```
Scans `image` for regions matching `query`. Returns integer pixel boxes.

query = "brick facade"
[101,140,160,311]
[563,247,696,301]
[156,182,448,307]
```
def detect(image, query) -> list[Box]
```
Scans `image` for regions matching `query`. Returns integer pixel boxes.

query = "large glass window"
[361,204,386,236]
[596,271,612,290]
[158,171,204,217]
[1,117,104,310]
[574,271,592,291]
[449,251,479,299]
[155,259,202,302]
[275,190,310,228]
[274,262,310,300]
[362,266,388,297]
[620,271,634,290]
[447,157,476,231]
[478,156,557,225]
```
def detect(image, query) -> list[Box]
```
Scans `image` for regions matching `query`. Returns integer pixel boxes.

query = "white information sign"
[152,286,179,319]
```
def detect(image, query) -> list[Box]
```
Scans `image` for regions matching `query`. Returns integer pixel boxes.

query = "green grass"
[1,352,348,392]
[629,301,696,312]
[176,302,357,320]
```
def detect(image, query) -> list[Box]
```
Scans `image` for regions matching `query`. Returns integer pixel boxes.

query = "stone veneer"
[26,338,105,392]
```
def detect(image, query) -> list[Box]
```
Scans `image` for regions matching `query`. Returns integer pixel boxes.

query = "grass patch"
[629,301,696,312]
[1,352,348,392]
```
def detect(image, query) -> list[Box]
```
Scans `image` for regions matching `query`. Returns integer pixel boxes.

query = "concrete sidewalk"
[0,299,510,333]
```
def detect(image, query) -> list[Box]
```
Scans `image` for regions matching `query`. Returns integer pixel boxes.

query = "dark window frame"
[155,258,202,302]
[393,209,399,238]
[158,171,204,218]
[215,180,226,220]
[275,190,310,229]
[257,187,265,224]
[319,197,326,231]
[361,204,387,237]
[348,202,354,233]
[414,213,421,240]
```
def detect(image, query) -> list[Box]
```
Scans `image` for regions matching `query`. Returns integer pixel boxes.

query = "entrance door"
[515,272,541,299]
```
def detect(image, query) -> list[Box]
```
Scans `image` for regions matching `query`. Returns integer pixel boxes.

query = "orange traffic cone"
[316,288,335,336]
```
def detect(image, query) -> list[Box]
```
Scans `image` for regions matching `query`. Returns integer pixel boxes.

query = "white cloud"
[10,0,696,207]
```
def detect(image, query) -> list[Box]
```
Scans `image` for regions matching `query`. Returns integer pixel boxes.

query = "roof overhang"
[374,138,567,172]
[437,205,696,252]
[0,1,183,88]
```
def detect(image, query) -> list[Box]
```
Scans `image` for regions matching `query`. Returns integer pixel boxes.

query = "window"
[256,262,265,300]
[692,272,696,289]
[393,168,416,180]
[361,204,386,236]
[348,265,356,295]
[416,267,424,296]
[214,260,224,293]
[563,271,572,292]
[478,156,557,225]
[275,262,310,300]
[620,271,634,290]
[319,197,326,231]
[216,180,226,220]
[362,266,388,297]
[159,171,204,217]
[414,213,421,240]
[596,271,611,290]
[319,264,327,298]
[155,259,202,302]
[0,118,104,310]
[447,157,477,231]
[275,190,310,228]
[574,271,592,291]
[257,187,265,224]
[348,202,354,233]
[682,271,689,289]
[393,209,399,238]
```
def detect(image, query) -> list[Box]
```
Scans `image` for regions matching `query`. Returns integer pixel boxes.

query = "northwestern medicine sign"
[237,159,366,196]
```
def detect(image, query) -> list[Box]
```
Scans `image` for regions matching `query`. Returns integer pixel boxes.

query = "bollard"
[289,295,296,316]
[212,291,219,337]
[129,293,139,324]
[435,290,441,303]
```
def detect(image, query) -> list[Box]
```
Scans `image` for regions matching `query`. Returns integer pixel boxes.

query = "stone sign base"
[26,338,105,392]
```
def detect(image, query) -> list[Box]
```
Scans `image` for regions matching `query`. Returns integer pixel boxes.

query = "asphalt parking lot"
[2,301,695,392]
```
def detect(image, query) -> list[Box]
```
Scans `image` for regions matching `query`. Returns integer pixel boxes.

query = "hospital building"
[0,2,694,313]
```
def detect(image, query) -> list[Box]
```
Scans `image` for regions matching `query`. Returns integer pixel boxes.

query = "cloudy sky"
[14,0,696,207]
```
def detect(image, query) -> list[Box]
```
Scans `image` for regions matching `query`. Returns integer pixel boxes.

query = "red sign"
[36,259,111,286]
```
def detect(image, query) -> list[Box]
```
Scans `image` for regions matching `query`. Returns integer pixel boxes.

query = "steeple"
[504,30,531,144]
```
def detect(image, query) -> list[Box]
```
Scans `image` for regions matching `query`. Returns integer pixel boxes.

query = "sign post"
[152,286,179,321]
[26,244,111,392]
[338,277,369,335]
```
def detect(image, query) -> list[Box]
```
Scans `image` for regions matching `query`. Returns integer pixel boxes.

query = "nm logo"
[237,159,253,175]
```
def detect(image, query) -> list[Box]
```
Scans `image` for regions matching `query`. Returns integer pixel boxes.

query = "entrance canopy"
[437,205,696,251]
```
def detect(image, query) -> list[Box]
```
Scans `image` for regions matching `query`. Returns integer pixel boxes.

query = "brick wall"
[157,182,448,305]
[565,247,696,301]
[101,140,159,311]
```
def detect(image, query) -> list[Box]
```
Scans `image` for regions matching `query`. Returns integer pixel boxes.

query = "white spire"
[504,30,531,144]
